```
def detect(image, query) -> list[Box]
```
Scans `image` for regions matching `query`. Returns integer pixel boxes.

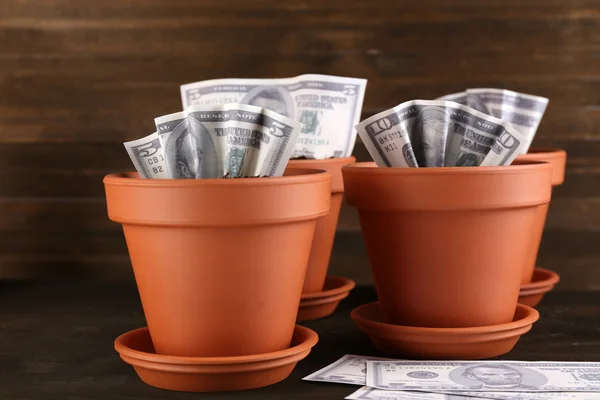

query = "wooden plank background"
[0,0,599,289]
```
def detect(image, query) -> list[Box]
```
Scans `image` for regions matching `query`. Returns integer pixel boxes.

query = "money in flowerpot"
[342,161,553,328]
[286,157,356,293]
[513,148,567,284]
[103,168,331,357]
[180,74,367,160]
[437,88,549,154]
[124,103,303,179]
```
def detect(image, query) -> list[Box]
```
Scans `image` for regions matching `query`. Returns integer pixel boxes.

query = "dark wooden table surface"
[1,283,599,399]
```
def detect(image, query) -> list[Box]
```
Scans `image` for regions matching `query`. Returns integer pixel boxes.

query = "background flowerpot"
[514,148,567,284]
[342,161,552,328]
[286,156,356,293]
[104,169,331,357]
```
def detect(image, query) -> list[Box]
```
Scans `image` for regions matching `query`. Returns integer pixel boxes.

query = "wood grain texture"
[0,0,598,287]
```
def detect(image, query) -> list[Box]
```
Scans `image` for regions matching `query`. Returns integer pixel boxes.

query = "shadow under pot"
[342,161,553,328]
[513,148,567,284]
[286,156,356,293]
[103,169,331,357]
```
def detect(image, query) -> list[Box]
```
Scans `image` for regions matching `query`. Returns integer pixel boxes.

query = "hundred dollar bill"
[366,360,600,392]
[303,354,391,386]
[180,74,367,159]
[162,103,302,179]
[123,132,169,178]
[355,100,528,168]
[348,387,600,400]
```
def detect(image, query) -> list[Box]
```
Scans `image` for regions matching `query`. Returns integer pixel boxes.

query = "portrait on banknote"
[450,364,548,390]
[164,118,219,179]
[241,85,295,118]
[412,105,450,167]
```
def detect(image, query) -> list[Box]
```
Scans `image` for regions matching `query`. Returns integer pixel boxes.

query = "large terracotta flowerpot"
[342,161,552,328]
[286,156,356,293]
[104,169,331,357]
[514,148,567,283]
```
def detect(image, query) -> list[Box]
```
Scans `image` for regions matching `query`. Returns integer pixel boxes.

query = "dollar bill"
[303,354,391,386]
[180,74,367,159]
[465,89,548,153]
[438,89,549,154]
[162,103,302,179]
[154,111,186,147]
[348,387,472,400]
[348,387,600,400]
[123,132,169,178]
[366,360,600,392]
[356,100,528,168]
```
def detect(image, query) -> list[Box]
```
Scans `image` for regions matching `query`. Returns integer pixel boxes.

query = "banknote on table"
[347,386,600,400]
[303,354,391,386]
[158,103,302,179]
[180,74,367,159]
[355,100,528,168]
[366,360,600,392]
[123,132,169,178]
[303,355,600,400]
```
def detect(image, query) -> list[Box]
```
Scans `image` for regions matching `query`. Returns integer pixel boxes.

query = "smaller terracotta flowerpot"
[104,169,331,357]
[286,157,356,293]
[343,161,552,328]
[516,148,567,187]
[514,149,567,284]
[115,325,318,392]
[518,267,560,307]
[351,302,539,359]
[297,276,356,321]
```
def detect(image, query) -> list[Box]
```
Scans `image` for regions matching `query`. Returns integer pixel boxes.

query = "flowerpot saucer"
[114,325,318,392]
[297,276,356,321]
[519,267,560,307]
[351,302,539,360]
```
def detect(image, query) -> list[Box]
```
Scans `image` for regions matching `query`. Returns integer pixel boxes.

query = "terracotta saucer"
[297,276,356,321]
[351,302,539,360]
[114,324,318,392]
[519,267,560,307]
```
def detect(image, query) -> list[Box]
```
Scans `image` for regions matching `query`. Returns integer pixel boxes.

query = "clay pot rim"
[351,302,539,335]
[287,156,356,193]
[287,156,357,165]
[520,268,560,292]
[301,276,356,300]
[519,286,554,296]
[342,160,551,175]
[518,148,567,158]
[104,168,330,188]
[115,325,318,366]
[300,291,349,307]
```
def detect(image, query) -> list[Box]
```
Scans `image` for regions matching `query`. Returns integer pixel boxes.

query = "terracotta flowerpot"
[514,148,567,284]
[286,156,356,293]
[516,148,567,187]
[342,161,552,328]
[104,169,331,357]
